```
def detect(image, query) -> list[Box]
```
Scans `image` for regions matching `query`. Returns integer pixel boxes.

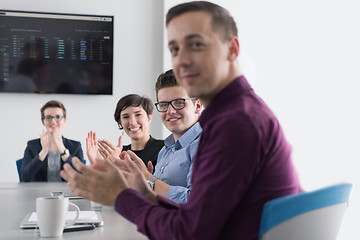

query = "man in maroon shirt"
[61,2,302,239]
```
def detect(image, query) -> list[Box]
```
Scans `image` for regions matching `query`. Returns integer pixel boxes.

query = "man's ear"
[228,36,240,61]
[194,99,203,114]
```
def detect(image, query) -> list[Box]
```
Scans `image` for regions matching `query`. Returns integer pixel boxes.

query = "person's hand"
[40,130,50,153]
[47,127,66,153]
[98,136,123,159]
[107,151,137,173]
[147,161,154,175]
[108,153,126,170]
[110,151,152,179]
[60,157,127,206]
[39,130,50,160]
[126,150,153,180]
[50,130,69,161]
[119,151,158,203]
[86,131,104,167]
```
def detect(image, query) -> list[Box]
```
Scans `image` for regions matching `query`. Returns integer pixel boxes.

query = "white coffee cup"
[36,196,80,237]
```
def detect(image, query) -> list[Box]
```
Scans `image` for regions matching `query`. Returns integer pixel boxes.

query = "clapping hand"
[61,157,128,206]
[40,129,50,153]
[50,129,65,153]
[86,131,104,168]
[111,151,158,202]
[60,152,158,205]
[98,135,123,160]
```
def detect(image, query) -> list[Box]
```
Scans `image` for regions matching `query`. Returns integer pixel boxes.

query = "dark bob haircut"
[114,94,153,130]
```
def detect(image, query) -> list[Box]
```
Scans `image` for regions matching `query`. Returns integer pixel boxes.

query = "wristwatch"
[147,176,158,190]
[60,148,70,156]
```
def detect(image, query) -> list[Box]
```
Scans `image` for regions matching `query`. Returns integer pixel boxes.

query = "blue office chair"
[258,183,352,240]
[16,158,23,182]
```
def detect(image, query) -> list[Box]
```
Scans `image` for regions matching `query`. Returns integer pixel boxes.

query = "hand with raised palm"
[86,131,103,167]
[98,135,123,160]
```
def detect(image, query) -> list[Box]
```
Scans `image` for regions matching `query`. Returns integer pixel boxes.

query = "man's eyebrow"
[168,34,203,46]
[185,33,203,40]
[168,40,176,47]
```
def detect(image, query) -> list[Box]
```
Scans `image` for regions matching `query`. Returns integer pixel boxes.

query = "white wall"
[0,0,165,181]
[163,1,359,240]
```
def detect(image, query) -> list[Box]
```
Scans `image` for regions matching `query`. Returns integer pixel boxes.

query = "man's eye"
[169,47,179,56]
[173,100,183,106]
[192,42,203,48]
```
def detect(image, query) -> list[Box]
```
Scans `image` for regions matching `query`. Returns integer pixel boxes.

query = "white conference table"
[0,182,148,240]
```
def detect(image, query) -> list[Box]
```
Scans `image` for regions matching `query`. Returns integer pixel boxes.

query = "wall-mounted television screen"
[0,10,113,94]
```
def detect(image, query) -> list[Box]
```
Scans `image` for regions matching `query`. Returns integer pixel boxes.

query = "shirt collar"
[199,75,250,127]
[164,122,202,150]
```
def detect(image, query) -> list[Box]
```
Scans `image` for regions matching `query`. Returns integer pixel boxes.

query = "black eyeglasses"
[155,98,197,112]
[43,115,64,122]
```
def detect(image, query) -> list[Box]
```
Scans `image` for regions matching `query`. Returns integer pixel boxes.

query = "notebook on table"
[20,211,103,229]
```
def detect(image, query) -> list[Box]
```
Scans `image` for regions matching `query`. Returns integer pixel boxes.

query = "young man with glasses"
[136,69,202,203]
[62,2,301,239]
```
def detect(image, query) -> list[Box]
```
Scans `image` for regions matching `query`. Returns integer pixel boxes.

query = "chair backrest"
[16,158,23,182]
[258,183,352,240]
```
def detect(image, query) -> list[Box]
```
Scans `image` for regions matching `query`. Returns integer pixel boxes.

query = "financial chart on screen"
[0,10,114,94]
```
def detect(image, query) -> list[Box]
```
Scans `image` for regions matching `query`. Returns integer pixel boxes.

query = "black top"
[123,136,164,169]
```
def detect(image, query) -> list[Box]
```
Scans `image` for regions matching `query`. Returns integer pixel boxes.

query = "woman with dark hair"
[21,100,84,182]
[87,94,164,169]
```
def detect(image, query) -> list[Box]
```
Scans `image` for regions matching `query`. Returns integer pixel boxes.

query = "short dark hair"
[41,100,66,122]
[155,69,179,101]
[114,94,153,130]
[166,1,238,42]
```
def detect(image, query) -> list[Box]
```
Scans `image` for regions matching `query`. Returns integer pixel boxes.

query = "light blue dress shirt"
[154,122,202,204]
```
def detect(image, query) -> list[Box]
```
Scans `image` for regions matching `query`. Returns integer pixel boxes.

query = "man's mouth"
[181,72,199,83]
[168,117,180,122]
